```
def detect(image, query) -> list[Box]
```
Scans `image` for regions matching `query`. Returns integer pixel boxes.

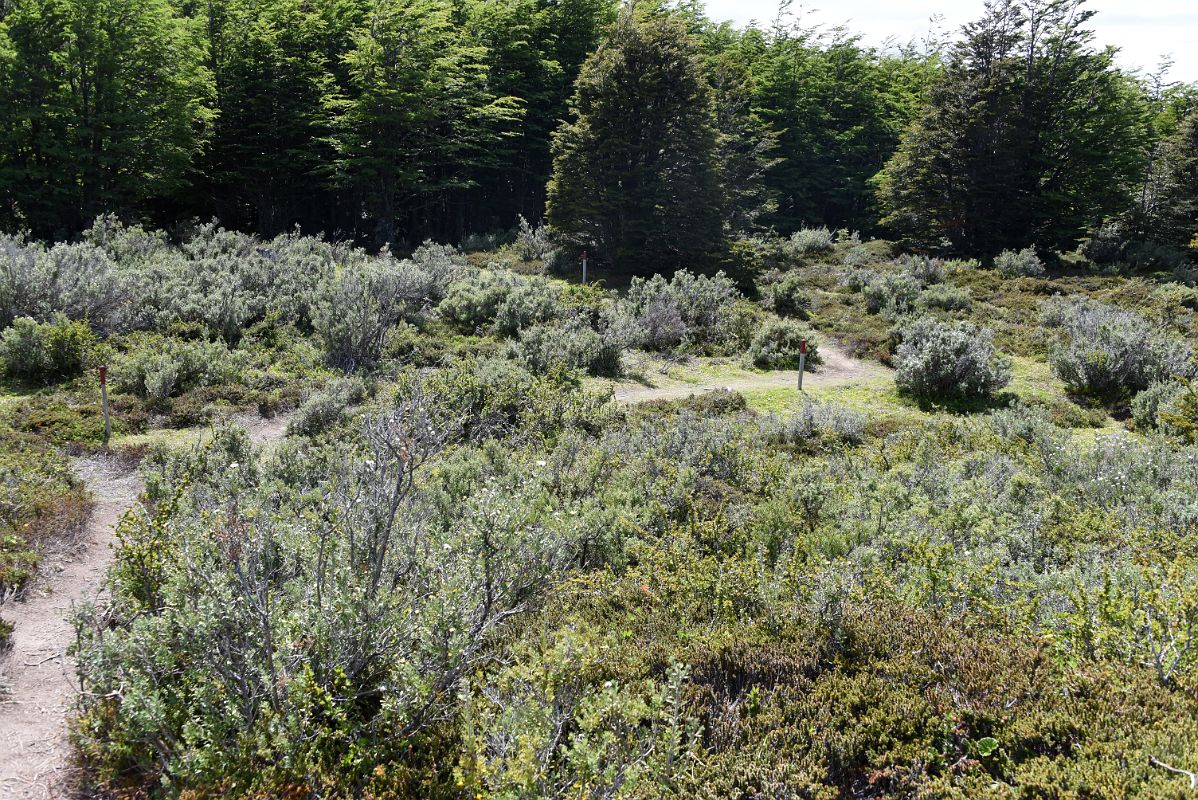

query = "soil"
[612,340,889,404]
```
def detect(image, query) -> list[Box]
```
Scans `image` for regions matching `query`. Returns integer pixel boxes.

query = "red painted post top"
[800,339,807,354]
[99,365,107,385]
[582,250,588,261]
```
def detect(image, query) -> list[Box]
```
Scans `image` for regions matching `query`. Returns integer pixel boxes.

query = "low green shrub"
[492,280,560,337]
[439,271,518,332]
[994,247,1045,278]
[1043,297,1195,403]
[788,226,834,255]
[113,335,241,404]
[919,283,972,311]
[511,316,622,377]
[760,272,812,318]
[863,273,921,317]
[746,318,820,370]
[0,315,95,383]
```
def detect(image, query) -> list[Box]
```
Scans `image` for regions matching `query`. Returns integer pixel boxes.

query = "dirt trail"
[0,416,289,799]
[612,341,889,405]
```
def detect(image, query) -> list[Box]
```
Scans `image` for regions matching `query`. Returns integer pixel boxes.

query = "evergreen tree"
[0,0,212,236]
[547,9,723,271]
[876,0,1148,256]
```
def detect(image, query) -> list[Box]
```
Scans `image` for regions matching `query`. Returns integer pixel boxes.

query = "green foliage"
[994,247,1046,278]
[876,0,1148,255]
[0,0,212,235]
[511,316,622,377]
[492,279,561,337]
[547,10,725,270]
[1043,297,1196,403]
[919,283,972,311]
[622,270,740,352]
[0,315,94,382]
[787,226,834,255]
[746,318,819,370]
[895,317,1012,400]
[439,271,518,332]
[759,271,812,318]
[112,335,240,404]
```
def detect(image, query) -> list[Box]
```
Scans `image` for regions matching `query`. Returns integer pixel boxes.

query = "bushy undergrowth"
[746,318,820,370]
[895,318,1012,401]
[0,314,94,383]
[622,270,740,352]
[0,429,88,644]
[72,374,1198,797]
[994,247,1045,277]
[1042,297,1196,403]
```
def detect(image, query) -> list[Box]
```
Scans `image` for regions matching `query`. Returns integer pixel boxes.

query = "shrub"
[461,230,509,252]
[407,240,466,303]
[632,296,687,351]
[765,400,867,446]
[1124,240,1188,271]
[994,247,1045,278]
[843,245,870,268]
[439,271,518,332]
[1132,381,1186,432]
[624,270,740,351]
[511,316,622,377]
[113,336,238,403]
[493,280,560,337]
[1083,222,1129,265]
[760,272,812,318]
[897,254,946,285]
[746,319,820,370]
[313,259,421,369]
[0,315,94,383]
[919,284,972,311]
[288,378,368,437]
[894,318,1012,400]
[788,226,834,255]
[515,216,556,262]
[1043,298,1196,402]
[862,273,921,317]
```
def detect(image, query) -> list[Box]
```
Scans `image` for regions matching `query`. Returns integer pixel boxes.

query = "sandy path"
[0,416,289,799]
[612,341,889,404]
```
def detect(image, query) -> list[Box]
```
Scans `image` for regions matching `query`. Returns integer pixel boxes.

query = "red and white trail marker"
[798,339,808,391]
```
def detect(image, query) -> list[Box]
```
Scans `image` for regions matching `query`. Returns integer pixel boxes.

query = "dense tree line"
[0,0,1195,266]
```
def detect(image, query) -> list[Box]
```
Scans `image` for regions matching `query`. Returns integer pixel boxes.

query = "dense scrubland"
[2,0,1198,797]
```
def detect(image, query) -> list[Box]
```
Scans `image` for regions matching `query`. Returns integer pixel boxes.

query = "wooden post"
[581,250,588,285]
[797,339,807,391]
[100,365,111,445]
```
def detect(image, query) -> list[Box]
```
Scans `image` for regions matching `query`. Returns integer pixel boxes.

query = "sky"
[701,0,1198,82]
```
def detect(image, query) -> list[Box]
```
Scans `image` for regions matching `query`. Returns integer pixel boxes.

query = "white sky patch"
[702,0,1198,82]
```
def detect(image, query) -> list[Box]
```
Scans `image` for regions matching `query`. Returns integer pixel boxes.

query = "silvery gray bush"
[994,247,1045,278]
[895,317,1012,400]
[1042,297,1196,401]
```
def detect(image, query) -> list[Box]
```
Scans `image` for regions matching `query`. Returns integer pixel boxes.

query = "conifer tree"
[876,0,1147,256]
[547,9,724,271]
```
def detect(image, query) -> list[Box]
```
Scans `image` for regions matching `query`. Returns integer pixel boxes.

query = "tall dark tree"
[197,0,352,235]
[747,22,936,234]
[876,0,1148,256]
[547,9,724,271]
[328,0,521,247]
[0,0,212,237]
[1156,112,1198,250]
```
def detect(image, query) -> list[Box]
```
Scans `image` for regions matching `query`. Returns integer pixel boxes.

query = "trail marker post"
[100,365,111,445]
[581,250,588,285]
[797,339,807,391]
